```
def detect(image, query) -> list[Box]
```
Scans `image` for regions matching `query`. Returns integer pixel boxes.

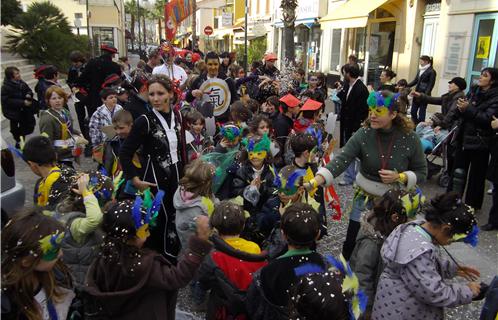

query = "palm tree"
[150,0,167,41]
[281,0,298,63]
[125,0,138,50]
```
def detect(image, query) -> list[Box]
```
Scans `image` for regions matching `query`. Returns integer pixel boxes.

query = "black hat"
[449,77,467,91]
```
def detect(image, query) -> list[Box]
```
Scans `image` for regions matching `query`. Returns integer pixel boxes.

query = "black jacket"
[337,79,369,130]
[407,66,437,95]
[35,78,58,110]
[419,90,465,129]
[78,53,122,111]
[198,235,267,320]
[1,79,37,123]
[453,86,498,151]
[124,93,149,120]
[232,164,276,215]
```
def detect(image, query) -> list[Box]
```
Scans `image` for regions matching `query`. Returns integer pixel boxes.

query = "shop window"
[468,14,498,85]
[330,29,342,72]
[369,8,394,19]
[367,21,396,88]
[92,27,114,52]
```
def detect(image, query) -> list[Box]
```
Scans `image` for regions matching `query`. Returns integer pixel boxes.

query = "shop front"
[320,0,424,88]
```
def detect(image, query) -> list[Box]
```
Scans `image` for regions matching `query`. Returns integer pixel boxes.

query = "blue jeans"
[411,101,428,124]
[349,192,373,222]
[343,160,359,184]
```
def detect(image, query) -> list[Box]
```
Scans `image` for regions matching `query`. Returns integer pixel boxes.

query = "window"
[330,29,341,71]
[256,0,260,15]
[92,27,114,52]
[75,13,83,19]
[468,14,498,85]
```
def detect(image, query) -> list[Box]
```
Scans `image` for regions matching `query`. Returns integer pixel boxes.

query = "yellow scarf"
[37,166,61,206]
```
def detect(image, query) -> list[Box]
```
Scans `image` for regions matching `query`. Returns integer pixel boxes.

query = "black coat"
[337,79,369,144]
[124,93,149,120]
[1,79,37,126]
[488,133,498,183]
[407,66,437,95]
[35,78,58,110]
[78,53,122,111]
[419,90,465,129]
[453,86,498,151]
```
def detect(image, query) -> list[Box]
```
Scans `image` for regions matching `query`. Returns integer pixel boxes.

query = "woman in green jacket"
[306,91,427,259]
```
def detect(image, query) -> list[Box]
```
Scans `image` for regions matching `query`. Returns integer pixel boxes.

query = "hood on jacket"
[84,249,157,316]
[357,214,384,243]
[211,234,268,262]
[173,187,206,212]
[381,220,435,266]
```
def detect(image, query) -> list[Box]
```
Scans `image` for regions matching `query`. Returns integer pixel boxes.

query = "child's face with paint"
[191,119,204,135]
[114,121,132,139]
[278,188,303,206]
[248,150,266,169]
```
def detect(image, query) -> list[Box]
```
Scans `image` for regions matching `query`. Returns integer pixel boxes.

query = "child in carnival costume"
[203,123,242,200]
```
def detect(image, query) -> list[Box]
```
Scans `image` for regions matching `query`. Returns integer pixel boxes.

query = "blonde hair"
[179,159,214,198]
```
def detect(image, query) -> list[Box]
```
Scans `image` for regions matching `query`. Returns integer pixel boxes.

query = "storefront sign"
[222,13,233,27]
[274,0,320,24]
[444,32,466,78]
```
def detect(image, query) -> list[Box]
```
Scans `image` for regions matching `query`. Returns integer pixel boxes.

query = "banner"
[165,0,193,41]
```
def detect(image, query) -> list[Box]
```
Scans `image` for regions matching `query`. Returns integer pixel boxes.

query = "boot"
[342,219,361,261]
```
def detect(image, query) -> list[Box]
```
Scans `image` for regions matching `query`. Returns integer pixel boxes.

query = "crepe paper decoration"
[39,231,65,261]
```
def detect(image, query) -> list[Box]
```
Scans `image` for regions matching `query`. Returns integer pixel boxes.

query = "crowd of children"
[1,47,494,320]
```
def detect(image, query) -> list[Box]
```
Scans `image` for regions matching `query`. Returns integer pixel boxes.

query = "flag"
[322,139,342,221]
[164,0,194,41]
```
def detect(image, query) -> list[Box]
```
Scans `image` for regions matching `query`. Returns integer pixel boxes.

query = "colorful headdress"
[367,91,400,111]
[160,42,176,58]
[39,230,65,261]
[400,188,425,219]
[294,254,367,320]
[243,133,271,153]
[451,205,479,247]
[272,166,307,196]
[305,126,323,152]
[86,169,113,202]
[220,124,241,142]
[132,189,165,239]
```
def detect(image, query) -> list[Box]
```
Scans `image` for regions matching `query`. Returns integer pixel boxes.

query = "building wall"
[432,0,498,96]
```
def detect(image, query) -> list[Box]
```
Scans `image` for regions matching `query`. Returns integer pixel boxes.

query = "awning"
[273,17,317,28]
[213,28,233,40]
[320,0,389,28]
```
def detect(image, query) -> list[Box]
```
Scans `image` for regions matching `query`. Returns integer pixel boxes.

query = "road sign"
[204,26,214,36]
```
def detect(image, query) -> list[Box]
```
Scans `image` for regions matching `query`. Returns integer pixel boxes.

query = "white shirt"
[347,78,360,101]
[152,63,188,86]
[152,108,179,164]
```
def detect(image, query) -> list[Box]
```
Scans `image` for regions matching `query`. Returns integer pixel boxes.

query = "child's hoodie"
[174,187,215,251]
[372,220,473,320]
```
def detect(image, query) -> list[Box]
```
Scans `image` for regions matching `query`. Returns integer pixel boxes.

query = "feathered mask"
[132,189,165,239]
[305,126,323,152]
[243,133,271,160]
[220,124,241,142]
[39,230,65,261]
[271,166,307,196]
[367,91,400,115]
[294,254,368,320]
[400,188,425,219]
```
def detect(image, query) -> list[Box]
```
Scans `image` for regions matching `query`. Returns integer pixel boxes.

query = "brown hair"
[45,86,68,106]
[230,101,253,123]
[367,189,408,236]
[363,104,414,133]
[185,109,205,126]
[148,74,178,104]
[210,201,246,235]
[112,109,133,125]
[178,159,214,198]
[249,114,272,135]
[2,210,72,320]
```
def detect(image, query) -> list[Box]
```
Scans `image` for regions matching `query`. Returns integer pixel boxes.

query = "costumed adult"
[305,91,427,260]
[336,64,369,186]
[153,42,188,88]
[301,72,327,103]
[186,51,238,122]
[1,66,37,148]
[407,55,437,124]
[450,67,498,211]
[78,44,122,119]
[120,75,187,260]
